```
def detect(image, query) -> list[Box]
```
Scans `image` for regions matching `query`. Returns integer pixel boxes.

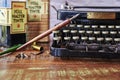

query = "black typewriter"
[50,6,120,59]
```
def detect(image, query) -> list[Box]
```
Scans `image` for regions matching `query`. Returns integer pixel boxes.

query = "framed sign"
[11,2,27,34]
[27,0,48,21]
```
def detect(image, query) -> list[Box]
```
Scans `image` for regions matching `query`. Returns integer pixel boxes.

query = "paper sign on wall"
[27,0,48,21]
[11,2,27,34]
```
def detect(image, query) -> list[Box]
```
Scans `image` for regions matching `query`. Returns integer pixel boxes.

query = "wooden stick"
[17,14,79,50]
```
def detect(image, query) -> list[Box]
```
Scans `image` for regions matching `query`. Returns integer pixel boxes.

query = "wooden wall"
[27,0,49,42]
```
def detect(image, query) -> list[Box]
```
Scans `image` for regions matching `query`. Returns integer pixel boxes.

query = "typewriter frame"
[50,7,120,59]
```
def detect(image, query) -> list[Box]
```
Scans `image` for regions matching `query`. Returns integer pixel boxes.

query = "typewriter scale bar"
[57,9,120,20]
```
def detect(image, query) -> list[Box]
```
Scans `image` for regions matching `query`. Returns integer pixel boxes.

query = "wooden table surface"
[0,43,120,80]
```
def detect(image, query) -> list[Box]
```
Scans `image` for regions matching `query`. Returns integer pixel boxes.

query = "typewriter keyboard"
[51,20,120,58]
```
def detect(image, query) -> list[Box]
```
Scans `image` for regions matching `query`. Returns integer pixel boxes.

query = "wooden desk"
[0,43,120,80]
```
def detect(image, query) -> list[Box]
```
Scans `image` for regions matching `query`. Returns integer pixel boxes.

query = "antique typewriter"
[50,6,120,59]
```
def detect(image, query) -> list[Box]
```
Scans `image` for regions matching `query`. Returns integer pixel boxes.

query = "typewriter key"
[77,24,83,28]
[94,31,100,34]
[114,38,120,44]
[62,37,71,48]
[70,30,78,37]
[108,25,115,28]
[110,31,117,38]
[86,31,93,34]
[102,31,109,38]
[102,31,109,34]
[115,25,120,29]
[100,25,106,28]
[79,30,85,36]
[92,25,98,28]
[110,31,117,34]
[97,38,104,44]
[79,30,85,34]
[81,37,88,43]
[53,30,60,37]
[72,36,80,44]
[63,30,70,37]
[94,31,101,37]
[84,25,91,31]
[86,31,93,37]
[118,31,120,34]
[88,37,96,43]
[84,25,90,28]
[69,24,76,27]
[105,38,112,44]
[52,37,61,48]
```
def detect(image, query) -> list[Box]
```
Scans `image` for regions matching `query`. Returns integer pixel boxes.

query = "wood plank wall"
[27,0,49,42]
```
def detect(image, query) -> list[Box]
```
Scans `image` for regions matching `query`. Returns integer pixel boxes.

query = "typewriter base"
[50,47,120,59]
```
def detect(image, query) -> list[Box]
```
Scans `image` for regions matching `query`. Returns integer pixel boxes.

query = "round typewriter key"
[110,31,117,34]
[72,36,80,44]
[81,37,88,40]
[110,31,117,38]
[52,37,61,48]
[61,37,71,48]
[94,31,100,34]
[108,25,115,28]
[105,38,112,41]
[92,25,98,28]
[64,37,71,42]
[97,38,104,44]
[53,30,60,37]
[71,30,77,33]
[63,30,70,33]
[97,38,104,41]
[94,31,101,37]
[81,36,88,43]
[114,38,120,43]
[105,38,112,44]
[69,24,76,27]
[116,25,120,28]
[102,31,109,34]
[118,31,120,34]
[78,30,85,38]
[78,30,85,34]
[86,31,93,34]
[84,25,90,28]
[64,37,71,41]
[71,30,78,37]
[89,37,95,40]
[77,25,83,28]
[89,37,96,43]
[63,30,70,37]
[86,31,93,36]
[84,25,90,31]
[100,25,106,28]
